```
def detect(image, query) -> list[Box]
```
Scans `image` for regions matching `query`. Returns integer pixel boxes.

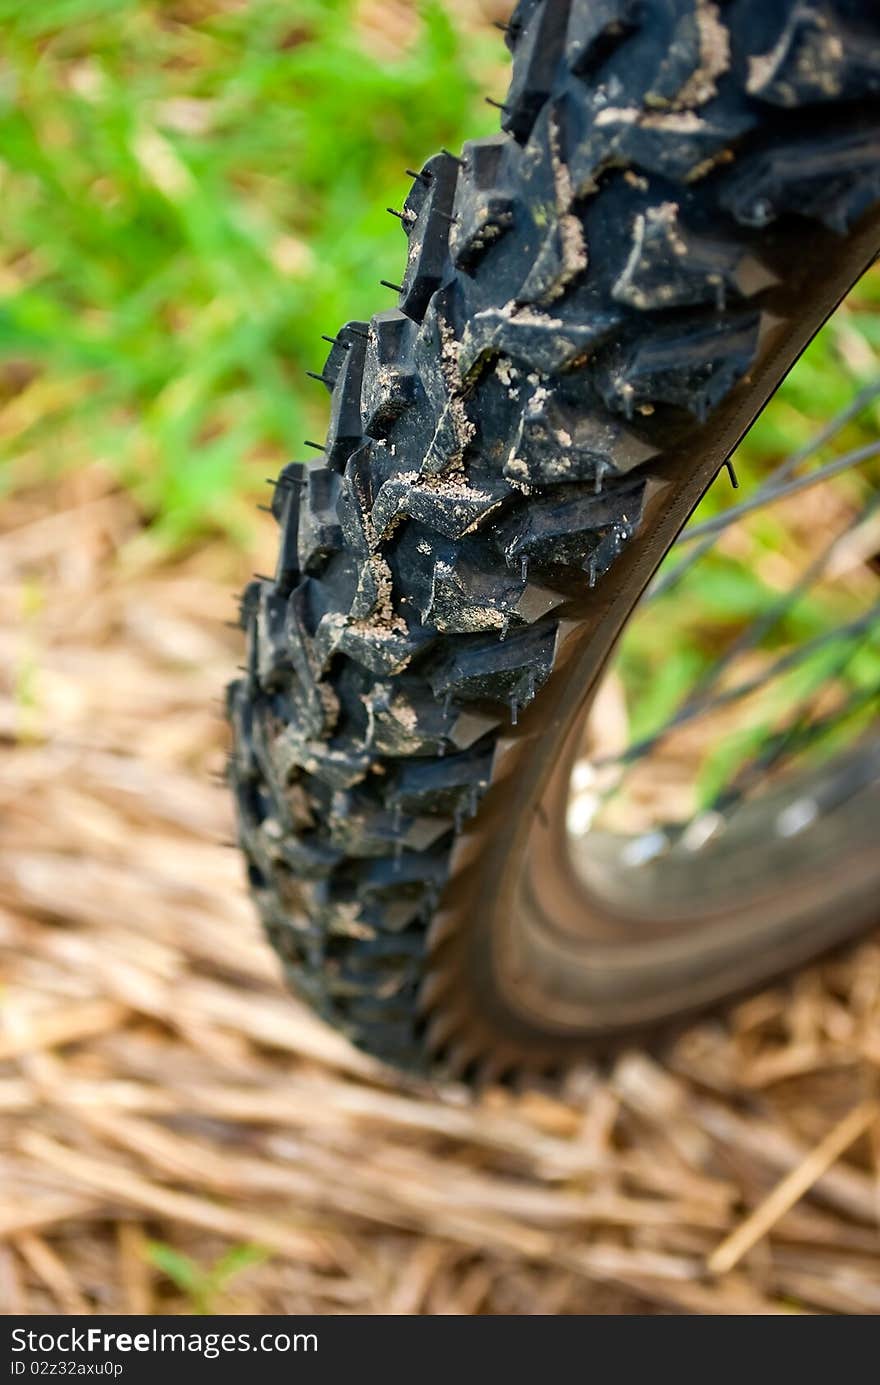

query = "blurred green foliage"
[0,0,502,544]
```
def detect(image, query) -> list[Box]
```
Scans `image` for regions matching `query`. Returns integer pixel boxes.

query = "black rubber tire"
[227,0,880,1075]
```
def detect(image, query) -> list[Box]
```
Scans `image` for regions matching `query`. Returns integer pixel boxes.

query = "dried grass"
[2,468,879,1316]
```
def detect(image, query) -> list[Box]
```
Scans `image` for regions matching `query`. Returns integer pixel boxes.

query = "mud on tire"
[227,0,880,1075]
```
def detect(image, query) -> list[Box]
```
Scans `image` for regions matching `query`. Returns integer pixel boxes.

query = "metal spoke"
[681,490,879,709]
[579,311,880,846]
[650,380,880,601]
[705,632,880,817]
[676,439,880,545]
[601,598,880,770]
[599,493,880,776]
[709,687,880,818]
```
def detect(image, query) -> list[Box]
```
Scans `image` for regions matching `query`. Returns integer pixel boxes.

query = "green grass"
[0,0,503,546]
[146,1240,269,1314]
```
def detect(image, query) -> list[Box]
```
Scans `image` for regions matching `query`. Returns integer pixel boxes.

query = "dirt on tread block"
[227,0,880,1075]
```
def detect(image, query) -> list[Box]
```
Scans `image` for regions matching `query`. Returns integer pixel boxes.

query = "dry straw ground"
[2,467,880,1316]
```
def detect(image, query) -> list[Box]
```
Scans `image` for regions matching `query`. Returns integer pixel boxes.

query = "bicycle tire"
[227,0,880,1078]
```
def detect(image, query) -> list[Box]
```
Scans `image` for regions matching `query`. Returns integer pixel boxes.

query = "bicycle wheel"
[227,0,880,1078]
